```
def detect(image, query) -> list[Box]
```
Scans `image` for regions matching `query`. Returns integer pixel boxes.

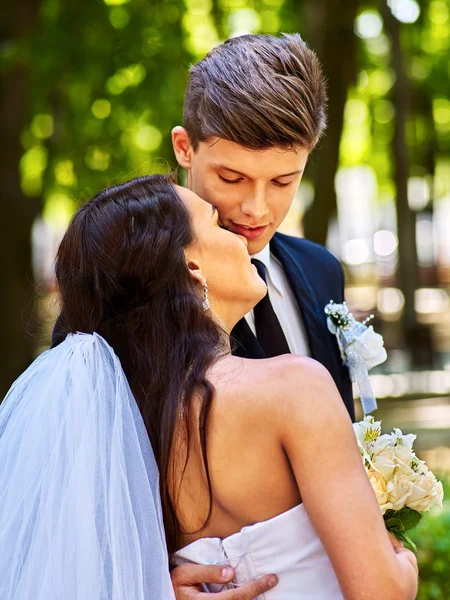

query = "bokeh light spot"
[103,0,131,5]
[133,125,162,151]
[55,160,77,187]
[374,230,398,256]
[373,99,395,124]
[345,99,369,124]
[43,192,76,230]
[85,147,110,171]
[355,11,383,39]
[343,239,371,265]
[429,0,449,24]
[433,98,450,125]
[229,8,261,35]
[92,99,111,119]
[388,0,420,23]
[30,114,54,140]
[377,287,405,315]
[20,146,48,196]
[109,7,130,28]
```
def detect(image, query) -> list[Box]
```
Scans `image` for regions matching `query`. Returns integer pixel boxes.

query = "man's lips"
[228,222,268,240]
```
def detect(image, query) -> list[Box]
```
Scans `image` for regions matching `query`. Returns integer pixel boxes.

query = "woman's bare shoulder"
[210,354,340,421]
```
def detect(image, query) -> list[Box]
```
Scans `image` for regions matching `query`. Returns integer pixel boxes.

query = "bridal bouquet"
[354,416,444,551]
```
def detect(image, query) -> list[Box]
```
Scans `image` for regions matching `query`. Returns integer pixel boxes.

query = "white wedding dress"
[174,504,344,599]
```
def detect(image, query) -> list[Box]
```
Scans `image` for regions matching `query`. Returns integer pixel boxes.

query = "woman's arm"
[272,357,418,600]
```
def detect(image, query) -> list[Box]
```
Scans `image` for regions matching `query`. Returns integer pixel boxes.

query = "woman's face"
[176,185,267,329]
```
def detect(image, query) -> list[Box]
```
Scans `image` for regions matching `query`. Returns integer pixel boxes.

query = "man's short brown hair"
[183,33,327,152]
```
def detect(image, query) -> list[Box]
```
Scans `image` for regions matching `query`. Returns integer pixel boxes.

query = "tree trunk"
[302,0,360,245]
[381,1,426,364]
[415,88,438,285]
[211,0,226,40]
[0,0,41,397]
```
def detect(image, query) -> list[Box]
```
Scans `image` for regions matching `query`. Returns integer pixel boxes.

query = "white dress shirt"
[245,244,310,357]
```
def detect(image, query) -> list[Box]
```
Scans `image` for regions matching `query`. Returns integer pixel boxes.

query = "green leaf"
[383,509,396,520]
[384,507,422,531]
[384,517,404,531]
[384,508,424,552]
[399,508,423,531]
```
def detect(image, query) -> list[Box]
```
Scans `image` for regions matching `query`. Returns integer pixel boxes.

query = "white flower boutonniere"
[325,301,387,414]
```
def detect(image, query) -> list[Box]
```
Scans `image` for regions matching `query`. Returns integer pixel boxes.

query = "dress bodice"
[173,504,344,599]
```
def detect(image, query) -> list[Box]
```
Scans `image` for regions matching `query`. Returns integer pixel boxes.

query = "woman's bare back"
[172,354,302,548]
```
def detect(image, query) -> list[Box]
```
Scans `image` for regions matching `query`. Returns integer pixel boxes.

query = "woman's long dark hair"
[55,175,224,553]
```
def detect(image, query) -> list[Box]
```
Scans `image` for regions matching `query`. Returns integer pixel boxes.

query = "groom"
[172,33,353,418]
[170,32,354,598]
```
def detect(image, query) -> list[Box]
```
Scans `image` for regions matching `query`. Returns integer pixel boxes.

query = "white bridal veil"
[0,332,175,600]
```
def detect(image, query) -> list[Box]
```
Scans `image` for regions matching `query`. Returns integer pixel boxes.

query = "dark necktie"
[251,259,291,357]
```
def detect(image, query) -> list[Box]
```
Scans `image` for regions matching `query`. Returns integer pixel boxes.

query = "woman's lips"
[229,223,268,240]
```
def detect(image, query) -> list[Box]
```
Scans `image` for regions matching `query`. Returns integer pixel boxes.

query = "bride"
[0,175,417,599]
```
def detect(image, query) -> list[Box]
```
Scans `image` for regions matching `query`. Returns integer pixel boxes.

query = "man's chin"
[247,237,271,255]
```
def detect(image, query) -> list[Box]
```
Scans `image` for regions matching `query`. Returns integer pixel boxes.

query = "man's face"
[172,128,309,255]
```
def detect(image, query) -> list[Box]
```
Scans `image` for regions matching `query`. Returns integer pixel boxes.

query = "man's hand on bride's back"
[171,563,278,599]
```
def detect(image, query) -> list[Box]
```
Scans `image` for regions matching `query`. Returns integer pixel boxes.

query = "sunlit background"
[2,0,450,594]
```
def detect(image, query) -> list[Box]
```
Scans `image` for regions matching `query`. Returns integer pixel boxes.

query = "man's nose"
[240,185,269,221]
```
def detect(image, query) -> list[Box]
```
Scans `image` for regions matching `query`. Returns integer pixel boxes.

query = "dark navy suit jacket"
[231,232,355,421]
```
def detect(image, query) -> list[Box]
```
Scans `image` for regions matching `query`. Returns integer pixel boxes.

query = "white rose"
[406,473,444,512]
[372,447,397,479]
[368,469,391,514]
[348,326,387,370]
[386,472,414,510]
[393,445,415,474]
[372,445,414,479]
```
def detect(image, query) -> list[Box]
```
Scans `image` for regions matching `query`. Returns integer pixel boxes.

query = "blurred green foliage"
[18,0,294,229]
[343,1,450,201]
[18,0,194,227]
[411,476,450,599]
[11,0,449,231]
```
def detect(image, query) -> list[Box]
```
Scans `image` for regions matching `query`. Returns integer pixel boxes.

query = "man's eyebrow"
[276,169,304,178]
[213,164,303,178]
[213,165,246,176]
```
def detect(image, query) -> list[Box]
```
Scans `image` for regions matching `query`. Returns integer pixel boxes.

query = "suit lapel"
[231,236,342,386]
[270,236,340,381]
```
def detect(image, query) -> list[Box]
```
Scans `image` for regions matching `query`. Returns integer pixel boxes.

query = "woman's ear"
[186,259,206,288]
[172,126,193,169]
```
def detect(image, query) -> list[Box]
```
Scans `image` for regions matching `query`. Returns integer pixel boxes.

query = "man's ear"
[186,259,206,288]
[172,126,193,169]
